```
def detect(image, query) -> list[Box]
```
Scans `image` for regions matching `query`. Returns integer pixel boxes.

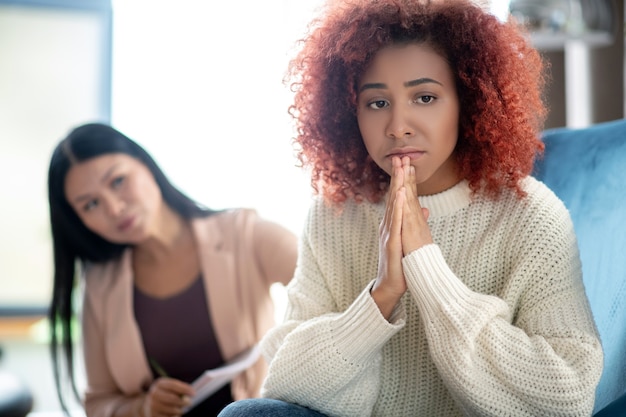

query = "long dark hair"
[47,122,216,413]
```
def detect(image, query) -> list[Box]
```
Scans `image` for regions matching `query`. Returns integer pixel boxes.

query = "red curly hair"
[287,0,547,205]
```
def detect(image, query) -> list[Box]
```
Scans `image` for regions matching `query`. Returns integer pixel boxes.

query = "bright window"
[111,0,325,235]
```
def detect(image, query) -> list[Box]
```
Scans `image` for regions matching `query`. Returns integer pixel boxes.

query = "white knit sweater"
[260,177,603,417]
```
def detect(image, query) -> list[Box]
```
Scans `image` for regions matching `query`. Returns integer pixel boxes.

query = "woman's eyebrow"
[71,164,119,203]
[404,77,442,87]
[359,82,387,92]
[359,77,443,92]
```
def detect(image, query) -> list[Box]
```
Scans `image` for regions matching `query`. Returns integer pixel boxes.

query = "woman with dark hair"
[48,123,297,417]
[218,0,602,416]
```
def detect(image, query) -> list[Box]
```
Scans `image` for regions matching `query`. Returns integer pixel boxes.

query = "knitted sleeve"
[259,205,405,417]
[401,201,603,416]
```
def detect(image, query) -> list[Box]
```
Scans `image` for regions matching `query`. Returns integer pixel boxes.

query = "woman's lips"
[117,216,136,232]
[387,150,425,160]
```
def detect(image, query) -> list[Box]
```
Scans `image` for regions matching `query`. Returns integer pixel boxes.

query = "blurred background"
[0,0,623,415]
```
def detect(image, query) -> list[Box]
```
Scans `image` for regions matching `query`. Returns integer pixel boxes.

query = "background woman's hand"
[142,377,194,417]
[371,156,408,320]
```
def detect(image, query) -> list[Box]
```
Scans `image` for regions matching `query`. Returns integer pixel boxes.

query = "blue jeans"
[217,398,329,417]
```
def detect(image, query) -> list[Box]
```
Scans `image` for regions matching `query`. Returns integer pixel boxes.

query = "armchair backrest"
[534,118,626,413]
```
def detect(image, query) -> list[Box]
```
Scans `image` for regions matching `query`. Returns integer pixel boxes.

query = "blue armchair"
[535,118,626,416]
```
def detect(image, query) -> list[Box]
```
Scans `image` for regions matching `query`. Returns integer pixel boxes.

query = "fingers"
[391,187,405,241]
[390,155,404,191]
[401,156,419,208]
[384,156,405,259]
[398,157,434,255]
[398,156,424,223]
[388,156,403,202]
[373,156,408,319]
[146,378,194,417]
[382,156,403,231]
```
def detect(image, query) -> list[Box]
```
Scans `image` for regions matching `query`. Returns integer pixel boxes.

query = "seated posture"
[219,0,603,416]
[47,123,298,417]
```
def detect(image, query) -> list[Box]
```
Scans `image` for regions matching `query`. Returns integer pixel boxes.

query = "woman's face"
[64,153,164,244]
[356,42,461,196]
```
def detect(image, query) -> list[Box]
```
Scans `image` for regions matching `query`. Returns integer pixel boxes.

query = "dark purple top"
[134,275,233,415]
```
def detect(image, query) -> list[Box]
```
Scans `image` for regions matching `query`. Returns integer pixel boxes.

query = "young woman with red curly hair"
[219,0,603,416]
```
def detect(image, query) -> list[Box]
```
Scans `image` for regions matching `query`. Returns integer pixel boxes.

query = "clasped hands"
[371,156,433,320]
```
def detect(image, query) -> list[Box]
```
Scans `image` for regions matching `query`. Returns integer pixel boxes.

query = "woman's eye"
[83,199,98,212]
[367,100,388,110]
[111,176,125,188]
[416,95,436,104]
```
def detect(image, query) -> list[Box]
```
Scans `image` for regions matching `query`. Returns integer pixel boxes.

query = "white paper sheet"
[183,344,261,412]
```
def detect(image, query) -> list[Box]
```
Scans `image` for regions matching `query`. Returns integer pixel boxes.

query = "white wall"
[111,0,326,236]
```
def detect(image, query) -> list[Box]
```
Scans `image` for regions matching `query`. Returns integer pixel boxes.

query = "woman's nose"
[103,195,126,217]
[385,104,416,139]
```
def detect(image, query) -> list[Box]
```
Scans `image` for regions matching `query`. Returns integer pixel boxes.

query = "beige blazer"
[81,209,297,417]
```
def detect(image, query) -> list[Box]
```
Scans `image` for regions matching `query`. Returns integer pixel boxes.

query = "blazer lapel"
[192,215,248,361]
